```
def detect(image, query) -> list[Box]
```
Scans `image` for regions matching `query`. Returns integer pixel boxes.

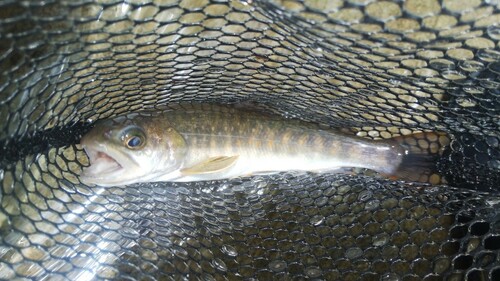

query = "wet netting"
[0,0,499,280]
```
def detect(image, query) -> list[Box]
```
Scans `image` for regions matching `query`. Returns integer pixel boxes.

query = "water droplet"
[441,70,466,80]
[221,244,238,257]
[213,258,227,272]
[459,61,485,73]
[269,260,287,272]
[462,86,485,95]
[176,187,190,195]
[118,227,140,238]
[310,215,324,226]
[358,190,373,201]
[456,98,477,108]
[4,232,30,248]
[365,199,380,211]
[388,79,402,85]
[239,0,253,5]
[345,247,363,259]
[315,196,328,207]
[172,246,188,260]
[487,25,500,40]
[305,266,322,278]
[324,186,336,196]
[429,59,455,71]
[382,273,400,281]
[477,49,500,62]
[207,67,224,73]
[258,67,276,74]
[372,234,389,247]
[254,180,268,189]
[106,194,124,204]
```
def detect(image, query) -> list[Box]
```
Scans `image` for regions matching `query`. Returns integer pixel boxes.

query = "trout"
[80,105,445,186]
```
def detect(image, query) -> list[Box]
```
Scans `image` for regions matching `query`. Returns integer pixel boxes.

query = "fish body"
[80,105,440,186]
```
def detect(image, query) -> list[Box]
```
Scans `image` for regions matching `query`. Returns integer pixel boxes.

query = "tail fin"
[388,132,450,184]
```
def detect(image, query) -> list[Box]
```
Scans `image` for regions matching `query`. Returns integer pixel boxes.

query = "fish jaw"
[80,142,144,186]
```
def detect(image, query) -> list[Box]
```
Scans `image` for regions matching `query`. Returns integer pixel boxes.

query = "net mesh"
[0,0,499,280]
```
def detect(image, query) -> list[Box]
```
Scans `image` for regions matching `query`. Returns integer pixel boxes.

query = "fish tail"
[387,132,450,184]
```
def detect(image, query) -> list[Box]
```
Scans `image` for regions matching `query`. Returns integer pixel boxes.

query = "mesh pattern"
[0,0,499,280]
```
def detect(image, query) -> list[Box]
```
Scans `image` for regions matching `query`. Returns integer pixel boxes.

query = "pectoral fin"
[181,156,239,175]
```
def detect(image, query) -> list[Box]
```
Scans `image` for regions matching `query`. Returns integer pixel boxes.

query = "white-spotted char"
[80,105,447,186]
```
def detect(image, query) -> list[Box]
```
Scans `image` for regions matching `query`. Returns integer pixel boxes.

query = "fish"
[79,104,447,186]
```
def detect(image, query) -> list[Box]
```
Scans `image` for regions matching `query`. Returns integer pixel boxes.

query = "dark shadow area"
[438,133,500,192]
[0,122,93,167]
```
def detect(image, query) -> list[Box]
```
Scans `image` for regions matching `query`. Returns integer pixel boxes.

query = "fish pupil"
[128,136,142,147]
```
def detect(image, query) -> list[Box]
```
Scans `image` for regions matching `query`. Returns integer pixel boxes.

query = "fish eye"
[127,136,143,148]
[122,127,146,149]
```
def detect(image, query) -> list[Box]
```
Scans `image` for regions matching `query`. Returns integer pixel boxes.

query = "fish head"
[80,112,186,186]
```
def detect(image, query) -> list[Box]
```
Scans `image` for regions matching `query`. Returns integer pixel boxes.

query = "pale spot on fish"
[281,131,293,143]
[313,136,323,148]
[298,135,309,146]
[268,140,274,149]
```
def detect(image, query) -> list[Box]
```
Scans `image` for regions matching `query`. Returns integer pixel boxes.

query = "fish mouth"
[80,145,126,183]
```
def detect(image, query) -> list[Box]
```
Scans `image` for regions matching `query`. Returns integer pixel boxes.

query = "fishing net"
[1,0,499,280]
